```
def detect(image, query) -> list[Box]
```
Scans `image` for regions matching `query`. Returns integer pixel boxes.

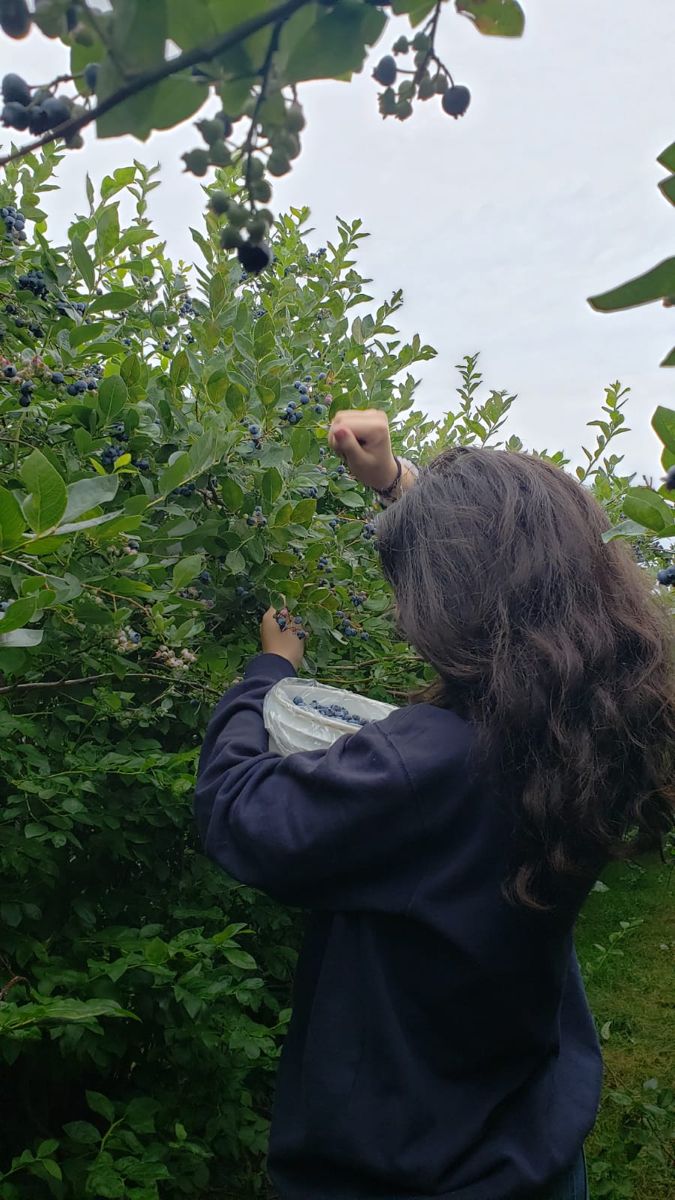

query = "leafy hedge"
[0,151,672,1198]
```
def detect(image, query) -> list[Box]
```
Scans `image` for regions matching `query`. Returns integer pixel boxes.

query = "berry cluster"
[373,27,471,124]
[208,188,272,275]
[114,627,141,653]
[172,482,197,499]
[56,298,86,317]
[657,565,675,587]
[16,268,47,297]
[362,521,377,541]
[247,505,267,528]
[100,444,126,468]
[179,295,194,317]
[2,73,73,137]
[276,613,306,640]
[664,466,675,491]
[155,645,198,670]
[292,695,367,728]
[1,203,27,243]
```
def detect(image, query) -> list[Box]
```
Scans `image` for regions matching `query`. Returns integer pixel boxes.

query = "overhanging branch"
[0,0,310,168]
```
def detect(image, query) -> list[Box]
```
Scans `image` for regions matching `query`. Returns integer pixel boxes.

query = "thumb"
[330,425,368,465]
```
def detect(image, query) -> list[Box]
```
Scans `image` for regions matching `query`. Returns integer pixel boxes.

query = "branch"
[0,0,311,168]
[243,19,284,204]
[0,672,220,695]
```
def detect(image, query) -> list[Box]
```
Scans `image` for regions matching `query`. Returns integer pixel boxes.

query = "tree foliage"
[1,1,526,271]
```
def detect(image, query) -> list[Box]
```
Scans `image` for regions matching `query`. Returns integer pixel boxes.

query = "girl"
[195,410,674,1200]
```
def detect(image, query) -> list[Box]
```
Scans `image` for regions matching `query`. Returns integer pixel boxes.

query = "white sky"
[4,0,675,476]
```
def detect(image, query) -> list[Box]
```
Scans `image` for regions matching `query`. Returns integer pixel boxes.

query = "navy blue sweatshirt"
[195,654,603,1200]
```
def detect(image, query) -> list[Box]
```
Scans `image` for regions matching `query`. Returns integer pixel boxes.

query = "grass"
[576,857,674,1199]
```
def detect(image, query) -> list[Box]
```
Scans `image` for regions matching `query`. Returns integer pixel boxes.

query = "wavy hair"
[376,447,675,908]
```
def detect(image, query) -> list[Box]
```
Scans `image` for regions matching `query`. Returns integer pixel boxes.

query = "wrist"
[371,454,399,494]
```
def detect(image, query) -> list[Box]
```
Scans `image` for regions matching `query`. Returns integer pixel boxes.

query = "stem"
[0,0,312,168]
[242,20,284,207]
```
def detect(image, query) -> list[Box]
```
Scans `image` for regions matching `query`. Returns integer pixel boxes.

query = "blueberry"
[199,570,211,584]
[304,374,311,381]
[19,394,30,407]
[296,630,306,640]
[293,695,304,706]
[2,74,31,106]
[361,632,369,641]
[3,365,16,377]
[84,63,99,93]
[86,379,97,390]
[300,394,309,405]
[298,384,308,395]
[441,84,471,120]
[293,381,302,389]
[656,565,675,586]
[66,383,79,396]
[136,458,149,471]
[50,371,65,384]
[20,379,33,393]
[129,631,141,644]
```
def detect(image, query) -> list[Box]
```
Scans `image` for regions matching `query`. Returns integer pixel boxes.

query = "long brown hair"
[377,446,675,908]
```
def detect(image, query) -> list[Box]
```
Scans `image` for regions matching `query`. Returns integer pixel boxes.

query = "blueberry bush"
[0,147,672,1199]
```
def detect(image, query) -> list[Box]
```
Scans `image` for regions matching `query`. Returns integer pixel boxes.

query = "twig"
[0,672,220,695]
[242,19,284,205]
[0,0,311,168]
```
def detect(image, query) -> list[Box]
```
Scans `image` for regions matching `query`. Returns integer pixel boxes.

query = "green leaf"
[62,477,118,525]
[622,486,672,532]
[0,486,27,550]
[658,175,675,208]
[455,0,525,36]
[56,510,124,536]
[144,937,170,965]
[220,477,245,511]
[41,1160,62,1182]
[660,346,675,368]
[652,405,675,454]
[223,946,257,970]
[96,205,120,258]
[0,596,38,635]
[170,350,190,387]
[657,141,675,172]
[63,1120,100,1145]
[148,73,208,130]
[283,1,387,84]
[339,491,365,509]
[589,258,675,312]
[601,519,648,542]
[70,235,96,291]
[225,548,246,575]
[261,468,283,505]
[172,555,202,590]
[37,1140,60,1159]
[291,499,316,526]
[0,628,43,648]
[100,166,137,199]
[97,375,128,424]
[158,452,190,496]
[87,290,138,315]
[20,450,68,534]
[86,1166,125,1199]
[86,1091,115,1122]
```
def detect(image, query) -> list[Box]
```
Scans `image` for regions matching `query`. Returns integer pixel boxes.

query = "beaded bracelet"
[376,456,402,500]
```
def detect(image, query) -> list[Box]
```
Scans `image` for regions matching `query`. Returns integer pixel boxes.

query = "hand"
[260,607,307,670]
[328,409,398,492]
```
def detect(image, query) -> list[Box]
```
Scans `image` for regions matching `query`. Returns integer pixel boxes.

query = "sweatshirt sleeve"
[194,654,423,910]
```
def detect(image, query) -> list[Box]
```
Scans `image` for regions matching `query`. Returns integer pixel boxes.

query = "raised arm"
[327,409,417,504]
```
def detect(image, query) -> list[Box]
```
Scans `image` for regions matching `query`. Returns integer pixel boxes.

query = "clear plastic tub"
[263,677,398,757]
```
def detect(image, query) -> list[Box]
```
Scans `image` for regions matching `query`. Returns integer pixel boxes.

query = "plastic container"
[263,677,398,757]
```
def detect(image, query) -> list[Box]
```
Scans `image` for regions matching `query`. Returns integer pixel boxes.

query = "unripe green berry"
[396,99,413,121]
[209,142,231,167]
[252,178,272,203]
[286,102,305,133]
[412,32,430,52]
[182,148,210,176]
[434,74,448,94]
[227,203,249,228]
[209,191,230,215]
[220,225,243,250]
[248,157,265,181]
[247,215,268,241]
[267,150,291,177]
[197,117,225,145]
[393,36,409,55]
[418,75,435,100]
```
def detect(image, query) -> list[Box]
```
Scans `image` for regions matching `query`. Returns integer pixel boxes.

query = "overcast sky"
[5,0,675,476]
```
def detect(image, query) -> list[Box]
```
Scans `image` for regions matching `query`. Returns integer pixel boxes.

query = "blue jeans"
[546,1150,588,1200]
